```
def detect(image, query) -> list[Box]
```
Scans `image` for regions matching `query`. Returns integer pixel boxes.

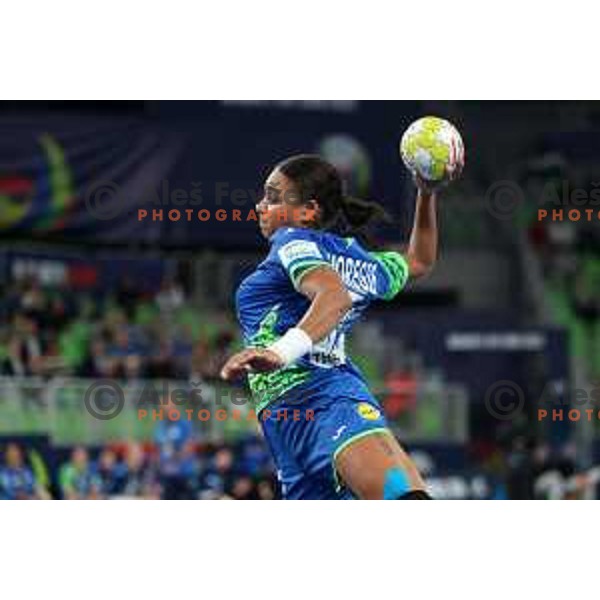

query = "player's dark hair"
[276,154,391,241]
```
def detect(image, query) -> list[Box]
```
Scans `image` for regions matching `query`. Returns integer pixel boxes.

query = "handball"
[400,116,464,183]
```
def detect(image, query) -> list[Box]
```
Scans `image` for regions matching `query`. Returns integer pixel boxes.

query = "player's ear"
[301,199,320,227]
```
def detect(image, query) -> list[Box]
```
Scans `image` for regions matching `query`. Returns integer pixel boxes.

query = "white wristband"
[268,327,313,366]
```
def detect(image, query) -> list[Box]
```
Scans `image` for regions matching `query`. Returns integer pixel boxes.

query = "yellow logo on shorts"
[357,402,380,421]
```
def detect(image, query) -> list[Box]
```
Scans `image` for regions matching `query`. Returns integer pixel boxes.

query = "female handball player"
[221,153,460,499]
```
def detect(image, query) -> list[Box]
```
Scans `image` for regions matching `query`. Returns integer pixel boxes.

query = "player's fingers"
[239,351,274,374]
[220,354,246,380]
[221,362,246,380]
[449,154,463,179]
[241,350,263,370]
[221,350,259,380]
[220,361,234,380]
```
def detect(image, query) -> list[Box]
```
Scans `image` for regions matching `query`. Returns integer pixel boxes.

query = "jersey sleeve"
[370,250,410,300]
[271,229,331,290]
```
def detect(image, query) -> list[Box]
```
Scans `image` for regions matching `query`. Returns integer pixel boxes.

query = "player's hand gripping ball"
[400,116,465,186]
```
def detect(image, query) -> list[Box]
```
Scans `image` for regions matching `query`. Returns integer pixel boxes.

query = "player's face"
[256,169,312,238]
[6,444,22,467]
[73,447,88,467]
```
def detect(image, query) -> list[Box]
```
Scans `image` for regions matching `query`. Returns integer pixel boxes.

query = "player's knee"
[383,466,432,500]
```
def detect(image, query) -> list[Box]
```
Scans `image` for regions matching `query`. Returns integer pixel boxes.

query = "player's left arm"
[404,182,439,280]
[402,166,462,280]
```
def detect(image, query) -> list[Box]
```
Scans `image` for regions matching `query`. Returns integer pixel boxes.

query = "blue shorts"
[260,389,389,500]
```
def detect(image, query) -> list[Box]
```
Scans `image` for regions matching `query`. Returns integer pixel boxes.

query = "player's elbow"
[299,269,353,315]
[409,257,436,280]
[322,287,353,316]
[320,287,352,318]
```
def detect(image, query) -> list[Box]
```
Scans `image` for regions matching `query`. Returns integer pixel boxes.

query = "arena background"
[1,100,598,499]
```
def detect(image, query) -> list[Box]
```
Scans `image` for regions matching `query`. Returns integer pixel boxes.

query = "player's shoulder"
[269,227,333,268]
[270,226,327,245]
[270,226,350,252]
[270,227,326,255]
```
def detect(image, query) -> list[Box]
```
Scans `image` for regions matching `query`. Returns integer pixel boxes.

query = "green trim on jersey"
[247,305,311,412]
[332,427,392,492]
[370,251,409,300]
[288,258,330,289]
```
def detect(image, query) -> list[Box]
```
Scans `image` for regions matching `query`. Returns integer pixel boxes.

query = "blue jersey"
[0,466,35,500]
[235,227,409,412]
[155,419,193,454]
[155,420,194,477]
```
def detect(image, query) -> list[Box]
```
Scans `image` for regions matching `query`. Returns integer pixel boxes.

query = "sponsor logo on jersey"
[278,240,323,267]
[332,425,348,441]
[357,402,381,421]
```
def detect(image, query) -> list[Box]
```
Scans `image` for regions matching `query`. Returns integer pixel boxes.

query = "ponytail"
[337,195,392,239]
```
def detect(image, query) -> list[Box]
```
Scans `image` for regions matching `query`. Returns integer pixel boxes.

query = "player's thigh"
[335,431,426,499]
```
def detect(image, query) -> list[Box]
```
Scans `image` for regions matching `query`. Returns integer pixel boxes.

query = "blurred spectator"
[106,328,145,379]
[200,447,236,498]
[231,476,256,500]
[20,278,48,329]
[0,327,12,374]
[171,324,194,377]
[59,446,102,500]
[154,401,197,499]
[121,443,159,499]
[7,314,43,376]
[545,219,578,282]
[156,278,185,314]
[256,478,276,500]
[147,329,176,379]
[115,275,142,319]
[96,448,127,498]
[383,366,418,421]
[0,443,48,500]
[81,337,117,378]
[573,252,600,377]
[505,436,535,499]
